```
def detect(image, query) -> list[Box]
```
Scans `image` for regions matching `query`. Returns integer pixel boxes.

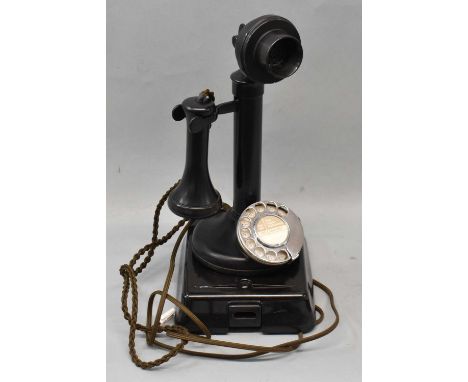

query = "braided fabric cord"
[119,181,340,369]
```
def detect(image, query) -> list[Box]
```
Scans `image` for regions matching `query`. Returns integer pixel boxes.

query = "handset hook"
[167,90,236,219]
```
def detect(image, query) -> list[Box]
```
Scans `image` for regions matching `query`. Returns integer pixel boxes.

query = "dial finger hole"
[245,239,256,250]
[278,206,288,217]
[240,228,251,238]
[265,251,277,262]
[245,208,256,219]
[255,202,266,213]
[239,217,251,228]
[254,246,266,259]
[266,202,277,213]
[277,250,289,262]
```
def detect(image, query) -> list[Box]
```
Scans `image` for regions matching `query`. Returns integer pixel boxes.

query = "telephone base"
[175,227,316,334]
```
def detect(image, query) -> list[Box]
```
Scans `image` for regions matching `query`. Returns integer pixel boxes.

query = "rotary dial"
[236,201,304,266]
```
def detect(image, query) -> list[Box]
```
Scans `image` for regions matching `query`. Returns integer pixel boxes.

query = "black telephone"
[119,14,338,369]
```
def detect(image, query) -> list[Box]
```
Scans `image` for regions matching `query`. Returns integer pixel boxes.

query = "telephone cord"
[119,181,340,369]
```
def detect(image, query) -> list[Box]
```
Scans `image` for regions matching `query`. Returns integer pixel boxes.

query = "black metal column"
[231,70,265,214]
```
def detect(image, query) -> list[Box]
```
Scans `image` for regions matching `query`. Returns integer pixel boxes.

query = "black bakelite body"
[176,227,315,334]
[168,15,315,333]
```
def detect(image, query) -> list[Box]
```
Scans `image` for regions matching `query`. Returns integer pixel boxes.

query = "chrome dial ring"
[236,201,304,266]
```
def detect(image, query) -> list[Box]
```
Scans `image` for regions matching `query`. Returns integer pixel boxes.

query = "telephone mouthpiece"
[233,15,303,84]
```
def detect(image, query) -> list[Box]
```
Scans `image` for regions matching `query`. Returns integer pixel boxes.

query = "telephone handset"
[119,14,339,370]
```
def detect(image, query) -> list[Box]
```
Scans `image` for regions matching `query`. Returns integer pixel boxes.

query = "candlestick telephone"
[119,15,339,369]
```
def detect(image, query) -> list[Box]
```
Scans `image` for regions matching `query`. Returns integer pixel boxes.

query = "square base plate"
[175,230,316,334]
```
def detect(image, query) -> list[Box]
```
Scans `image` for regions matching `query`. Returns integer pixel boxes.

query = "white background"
[1,1,468,381]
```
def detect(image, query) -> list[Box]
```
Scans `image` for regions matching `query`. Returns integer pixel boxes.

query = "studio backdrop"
[107,1,361,381]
